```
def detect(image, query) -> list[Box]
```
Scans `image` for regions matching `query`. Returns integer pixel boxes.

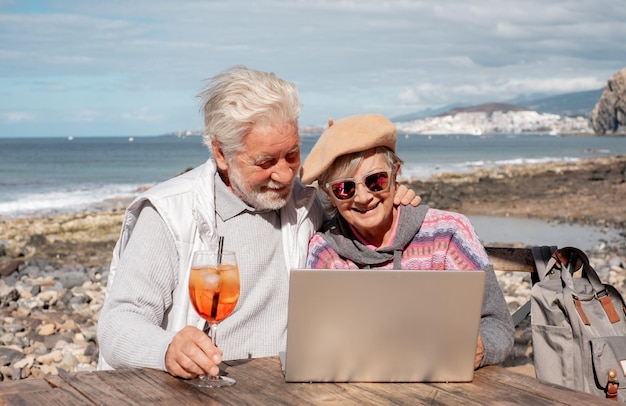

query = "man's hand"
[394,183,422,207]
[165,326,222,379]
[474,334,485,369]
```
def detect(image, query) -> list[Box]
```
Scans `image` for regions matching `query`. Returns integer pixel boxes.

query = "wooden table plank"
[0,378,51,396]
[220,358,478,406]
[223,357,606,406]
[55,369,151,406]
[0,357,615,405]
[95,368,222,405]
[473,365,614,405]
[486,246,535,272]
[0,375,93,406]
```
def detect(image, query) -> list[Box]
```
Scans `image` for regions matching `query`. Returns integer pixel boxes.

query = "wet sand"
[405,155,626,254]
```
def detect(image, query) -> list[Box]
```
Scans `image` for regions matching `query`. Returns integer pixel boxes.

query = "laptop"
[280,268,486,383]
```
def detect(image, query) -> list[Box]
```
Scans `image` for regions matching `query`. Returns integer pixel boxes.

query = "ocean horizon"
[1,133,625,220]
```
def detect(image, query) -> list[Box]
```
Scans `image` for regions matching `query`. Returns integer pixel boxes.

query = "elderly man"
[97,65,419,379]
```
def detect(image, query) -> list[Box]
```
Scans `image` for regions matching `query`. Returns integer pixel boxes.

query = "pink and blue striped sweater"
[305,205,514,367]
[306,207,489,271]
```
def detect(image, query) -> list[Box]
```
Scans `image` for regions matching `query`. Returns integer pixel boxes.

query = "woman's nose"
[353,182,373,203]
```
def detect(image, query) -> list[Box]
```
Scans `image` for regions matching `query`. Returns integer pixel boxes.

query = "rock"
[0,281,19,305]
[28,234,48,247]
[58,351,78,372]
[61,319,78,332]
[37,323,57,336]
[590,67,626,136]
[37,364,58,376]
[55,270,89,289]
[29,342,49,356]
[38,290,59,306]
[13,355,35,369]
[0,259,24,277]
[2,323,24,334]
[609,256,625,268]
[0,347,24,366]
[14,306,31,319]
[36,350,63,365]
[2,367,20,381]
[79,325,97,342]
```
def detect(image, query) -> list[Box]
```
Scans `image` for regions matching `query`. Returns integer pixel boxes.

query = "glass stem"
[209,323,217,347]
[208,322,218,380]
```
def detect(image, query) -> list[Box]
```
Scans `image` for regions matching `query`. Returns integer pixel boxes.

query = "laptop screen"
[282,269,485,383]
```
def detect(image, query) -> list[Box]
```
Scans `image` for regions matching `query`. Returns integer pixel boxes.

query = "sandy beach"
[0,155,625,380]
[409,155,626,229]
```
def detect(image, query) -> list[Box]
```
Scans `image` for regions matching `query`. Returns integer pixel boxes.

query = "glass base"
[189,374,236,388]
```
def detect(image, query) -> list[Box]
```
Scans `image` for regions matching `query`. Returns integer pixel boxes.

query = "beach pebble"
[609,256,625,268]
[0,257,105,380]
[36,323,56,336]
[36,350,62,365]
[0,347,24,367]
[0,282,19,305]
[13,355,35,370]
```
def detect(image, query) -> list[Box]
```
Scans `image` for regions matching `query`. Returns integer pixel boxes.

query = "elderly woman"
[300,114,514,369]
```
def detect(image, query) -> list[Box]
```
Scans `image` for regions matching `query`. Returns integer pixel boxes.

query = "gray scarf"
[318,205,429,268]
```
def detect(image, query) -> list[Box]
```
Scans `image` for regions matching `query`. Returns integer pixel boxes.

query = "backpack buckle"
[607,369,619,400]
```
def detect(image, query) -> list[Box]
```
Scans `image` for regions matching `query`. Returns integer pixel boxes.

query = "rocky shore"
[1,155,625,380]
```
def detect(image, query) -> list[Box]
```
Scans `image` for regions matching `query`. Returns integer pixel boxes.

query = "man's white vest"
[98,159,321,370]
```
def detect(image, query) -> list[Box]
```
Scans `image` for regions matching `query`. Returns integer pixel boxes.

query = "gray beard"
[228,164,293,211]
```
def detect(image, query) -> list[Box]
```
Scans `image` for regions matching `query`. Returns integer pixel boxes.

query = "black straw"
[210,236,224,320]
[217,236,224,264]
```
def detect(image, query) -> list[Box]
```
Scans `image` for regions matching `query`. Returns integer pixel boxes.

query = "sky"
[1,0,625,138]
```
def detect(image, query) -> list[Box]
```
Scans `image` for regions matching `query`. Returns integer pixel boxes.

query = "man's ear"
[211,138,229,171]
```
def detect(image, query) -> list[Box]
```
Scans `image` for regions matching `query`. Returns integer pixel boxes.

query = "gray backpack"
[531,246,626,401]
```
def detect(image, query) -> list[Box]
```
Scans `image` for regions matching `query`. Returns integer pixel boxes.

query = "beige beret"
[300,114,396,185]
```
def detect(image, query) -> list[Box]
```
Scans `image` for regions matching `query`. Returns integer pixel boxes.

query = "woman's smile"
[352,201,381,214]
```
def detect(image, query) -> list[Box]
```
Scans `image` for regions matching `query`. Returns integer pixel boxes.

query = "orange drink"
[187,249,240,387]
[189,263,240,323]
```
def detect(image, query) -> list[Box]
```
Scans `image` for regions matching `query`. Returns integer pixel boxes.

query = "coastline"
[1,155,625,380]
[406,154,626,251]
[2,155,625,261]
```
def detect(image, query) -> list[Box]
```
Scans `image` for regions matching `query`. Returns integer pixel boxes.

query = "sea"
[2,133,626,250]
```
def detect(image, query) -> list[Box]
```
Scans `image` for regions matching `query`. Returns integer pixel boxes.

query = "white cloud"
[119,108,162,122]
[0,111,36,123]
[0,0,625,136]
[69,110,100,123]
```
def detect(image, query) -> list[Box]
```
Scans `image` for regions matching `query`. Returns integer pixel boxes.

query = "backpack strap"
[553,247,606,293]
[573,299,591,325]
[531,245,558,283]
[511,246,558,326]
[553,247,622,324]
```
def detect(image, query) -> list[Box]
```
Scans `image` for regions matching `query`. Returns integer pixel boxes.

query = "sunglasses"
[326,169,392,201]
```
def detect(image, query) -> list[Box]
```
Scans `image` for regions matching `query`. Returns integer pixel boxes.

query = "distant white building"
[394,110,591,135]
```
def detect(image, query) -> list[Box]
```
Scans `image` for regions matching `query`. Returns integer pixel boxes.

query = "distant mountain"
[390,104,465,122]
[439,102,530,116]
[501,92,554,103]
[392,88,604,122]
[512,88,603,117]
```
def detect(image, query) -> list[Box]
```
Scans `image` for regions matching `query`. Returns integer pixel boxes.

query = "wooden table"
[0,357,613,405]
